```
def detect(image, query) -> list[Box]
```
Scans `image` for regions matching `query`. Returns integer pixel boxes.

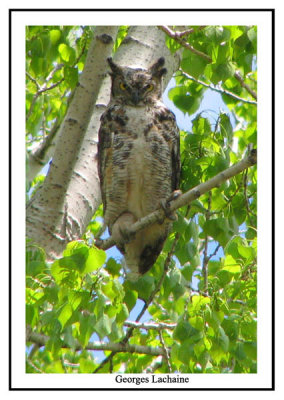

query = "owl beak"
[131,90,140,105]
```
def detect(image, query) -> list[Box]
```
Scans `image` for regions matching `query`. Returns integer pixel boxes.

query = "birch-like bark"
[26,26,119,259]
[26,26,180,260]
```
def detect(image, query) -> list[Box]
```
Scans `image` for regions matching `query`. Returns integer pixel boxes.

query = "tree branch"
[27,329,165,357]
[159,25,257,102]
[179,70,257,105]
[158,25,212,63]
[97,150,257,251]
[124,320,176,331]
[234,70,257,100]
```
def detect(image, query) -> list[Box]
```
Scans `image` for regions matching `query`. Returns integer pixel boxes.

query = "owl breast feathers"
[98,57,180,280]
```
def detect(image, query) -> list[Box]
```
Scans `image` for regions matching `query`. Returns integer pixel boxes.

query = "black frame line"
[9,7,275,391]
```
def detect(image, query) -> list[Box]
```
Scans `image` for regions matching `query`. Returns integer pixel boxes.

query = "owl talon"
[119,226,135,244]
[94,238,104,248]
[160,190,182,222]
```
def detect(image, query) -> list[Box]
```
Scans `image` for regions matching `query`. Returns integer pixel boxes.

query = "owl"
[98,57,180,281]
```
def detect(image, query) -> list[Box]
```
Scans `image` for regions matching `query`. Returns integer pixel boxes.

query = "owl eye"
[119,82,128,91]
[145,83,154,92]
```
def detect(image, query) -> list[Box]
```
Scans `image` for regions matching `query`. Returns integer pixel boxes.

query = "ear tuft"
[107,57,122,75]
[150,57,167,77]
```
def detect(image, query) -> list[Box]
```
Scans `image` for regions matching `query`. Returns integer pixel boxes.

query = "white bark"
[26,26,181,260]
[26,26,119,259]
[26,118,61,181]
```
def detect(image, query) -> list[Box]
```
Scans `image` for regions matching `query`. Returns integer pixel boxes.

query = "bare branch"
[179,70,257,105]
[234,70,257,100]
[159,330,172,372]
[97,150,257,251]
[143,356,163,373]
[202,191,212,293]
[124,320,176,331]
[158,25,212,63]
[27,329,166,357]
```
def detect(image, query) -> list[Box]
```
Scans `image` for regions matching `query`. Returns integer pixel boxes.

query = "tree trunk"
[26,26,180,260]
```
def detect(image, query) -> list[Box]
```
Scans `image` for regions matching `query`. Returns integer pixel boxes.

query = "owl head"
[107,57,167,106]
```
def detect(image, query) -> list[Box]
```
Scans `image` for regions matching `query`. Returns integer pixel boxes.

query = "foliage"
[26,25,257,374]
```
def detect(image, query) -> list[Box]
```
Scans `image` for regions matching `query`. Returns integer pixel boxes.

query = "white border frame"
[10,8,273,390]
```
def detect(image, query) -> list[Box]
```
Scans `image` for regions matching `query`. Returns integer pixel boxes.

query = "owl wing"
[154,105,181,192]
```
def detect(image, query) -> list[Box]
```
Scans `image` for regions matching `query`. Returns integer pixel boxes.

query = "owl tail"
[123,231,167,281]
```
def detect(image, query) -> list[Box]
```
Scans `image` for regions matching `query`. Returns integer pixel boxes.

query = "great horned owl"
[98,57,180,280]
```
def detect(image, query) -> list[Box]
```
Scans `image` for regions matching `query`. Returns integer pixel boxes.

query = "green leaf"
[78,315,95,347]
[181,51,208,79]
[131,275,155,300]
[178,341,195,365]
[211,62,235,84]
[205,26,231,44]
[181,264,195,282]
[95,314,112,339]
[222,317,239,340]
[102,280,123,302]
[219,113,233,141]
[58,303,73,329]
[243,342,257,360]
[217,326,229,352]
[235,342,246,361]
[191,295,211,311]
[203,217,238,247]
[123,288,138,311]
[79,357,96,373]
[105,257,121,277]
[83,246,106,274]
[64,66,78,89]
[189,315,204,331]
[192,116,212,136]
[223,255,241,274]
[30,57,44,76]
[49,29,61,45]
[241,319,257,340]
[58,43,76,64]
[168,86,201,115]
[45,361,65,373]
[116,303,129,324]
[173,320,199,343]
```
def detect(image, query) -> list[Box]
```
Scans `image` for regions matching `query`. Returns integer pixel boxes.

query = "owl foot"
[159,190,182,223]
[118,226,136,244]
[112,212,137,245]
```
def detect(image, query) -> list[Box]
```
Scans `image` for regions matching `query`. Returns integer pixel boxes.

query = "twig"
[234,70,257,100]
[243,168,256,222]
[123,320,176,331]
[179,70,257,105]
[159,331,172,373]
[97,150,257,252]
[208,243,221,262]
[202,192,212,293]
[143,356,163,373]
[158,25,212,63]
[26,358,44,373]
